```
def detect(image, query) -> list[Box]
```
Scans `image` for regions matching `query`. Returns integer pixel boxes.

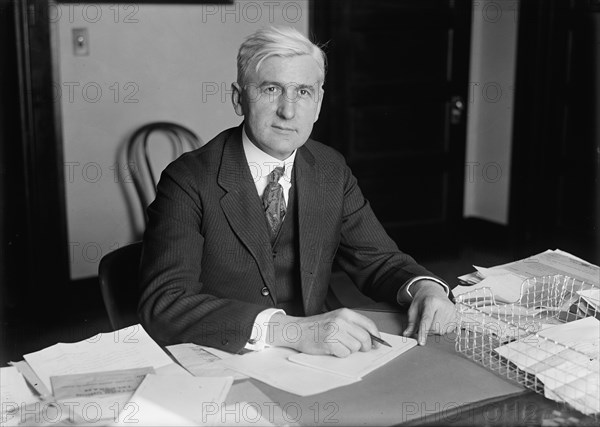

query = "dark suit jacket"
[138,125,439,352]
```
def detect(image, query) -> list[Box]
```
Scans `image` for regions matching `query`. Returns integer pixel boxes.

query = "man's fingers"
[337,309,381,352]
[329,342,352,358]
[403,304,419,337]
[346,326,374,352]
[418,318,430,345]
[328,329,364,357]
[343,309,380,335]
[417,306,435,345]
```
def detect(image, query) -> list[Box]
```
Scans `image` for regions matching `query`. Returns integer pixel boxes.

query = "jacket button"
[261,286,270,296]
[221,338,229,346]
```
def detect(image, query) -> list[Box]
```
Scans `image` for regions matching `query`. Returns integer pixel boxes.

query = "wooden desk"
[223,306,550,426]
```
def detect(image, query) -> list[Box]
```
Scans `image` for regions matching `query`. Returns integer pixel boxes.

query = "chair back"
[127,122,202,223]
[98,241,143,330]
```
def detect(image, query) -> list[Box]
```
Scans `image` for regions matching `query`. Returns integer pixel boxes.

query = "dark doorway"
[510,0,599,262]
[310,0,473,257]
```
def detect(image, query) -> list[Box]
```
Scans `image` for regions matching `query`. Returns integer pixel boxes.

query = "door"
[311,0,472,257]
[509,0,598,262]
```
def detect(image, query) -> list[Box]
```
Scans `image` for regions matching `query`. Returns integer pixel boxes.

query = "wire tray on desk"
[455,275,600,416]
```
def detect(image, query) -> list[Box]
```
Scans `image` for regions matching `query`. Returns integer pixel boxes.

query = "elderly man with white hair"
[139,26,455,357]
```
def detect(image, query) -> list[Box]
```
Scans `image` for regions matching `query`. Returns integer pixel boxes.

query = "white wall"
[55,1,309,279]
[463,0,519,224]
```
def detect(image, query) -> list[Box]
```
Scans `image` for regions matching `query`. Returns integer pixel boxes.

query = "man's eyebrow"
[258,80,283,88]
[258,81,318,91]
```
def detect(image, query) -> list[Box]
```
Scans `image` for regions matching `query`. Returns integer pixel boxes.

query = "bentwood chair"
[127,122,202,224]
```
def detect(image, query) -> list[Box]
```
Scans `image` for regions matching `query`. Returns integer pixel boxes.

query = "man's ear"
[231,82,244,117]
[313,87,324,123]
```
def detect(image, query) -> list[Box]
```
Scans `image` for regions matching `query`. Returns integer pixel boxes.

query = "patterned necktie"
[262,166,286,242]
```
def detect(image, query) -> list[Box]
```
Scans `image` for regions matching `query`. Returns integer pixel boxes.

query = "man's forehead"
[250,55,323,85]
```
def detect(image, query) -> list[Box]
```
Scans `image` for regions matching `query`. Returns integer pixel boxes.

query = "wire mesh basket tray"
[455,275,599,416]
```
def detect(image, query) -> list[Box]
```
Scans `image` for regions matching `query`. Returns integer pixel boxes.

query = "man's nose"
[276,93,296,120]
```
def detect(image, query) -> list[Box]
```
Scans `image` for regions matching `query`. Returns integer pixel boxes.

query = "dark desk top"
[225,305,544,426]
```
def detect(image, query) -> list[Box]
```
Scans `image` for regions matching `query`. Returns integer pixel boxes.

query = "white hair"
[237,26,326,86]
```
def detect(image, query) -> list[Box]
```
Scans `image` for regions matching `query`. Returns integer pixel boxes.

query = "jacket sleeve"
[137,159,265,353]
[333,159,446,304]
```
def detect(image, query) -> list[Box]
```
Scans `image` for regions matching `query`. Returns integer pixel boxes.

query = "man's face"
[232,55,324,160]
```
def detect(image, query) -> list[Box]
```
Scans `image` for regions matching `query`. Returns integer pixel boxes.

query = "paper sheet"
[220,347,360,396]
[458,249,599,287]
[538,316,599,354]
[495,317,600,414]
[50,367,153,399]
[577,289,600,311]
[166,343,248,380]
[453,274,526,303]
[109,375,233,426]
[9,360,51,398]
[287,333,417,379]
[23,324,173,391]
[1,366,39,426]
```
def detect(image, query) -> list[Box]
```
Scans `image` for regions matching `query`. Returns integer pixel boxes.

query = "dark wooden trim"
[5,0,70,316]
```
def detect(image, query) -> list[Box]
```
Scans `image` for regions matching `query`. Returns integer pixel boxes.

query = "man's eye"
[299,89,309,96]
[264,86,280,94]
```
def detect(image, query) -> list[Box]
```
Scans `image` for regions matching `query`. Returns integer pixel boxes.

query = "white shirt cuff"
[402,276,450,300]
[244,308,286,351]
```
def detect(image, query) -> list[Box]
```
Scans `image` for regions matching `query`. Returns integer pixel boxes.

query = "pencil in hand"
[369,333,392,348]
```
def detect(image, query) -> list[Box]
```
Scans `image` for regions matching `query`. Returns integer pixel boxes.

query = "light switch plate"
[72,28,89,56]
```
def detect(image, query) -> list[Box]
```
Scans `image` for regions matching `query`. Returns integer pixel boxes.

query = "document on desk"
[219,333,416,396]
[288,333,417,379]
[577,289,600,311]
[1,366,39,423]
[49,367,153,425]
[495,317,600,415]
[23,324,173,391]
[110,374,233,426]
[459,249,600,286]
[453,273,526,303]
[166,343,248,380]
[50,366,153,399]
[220,347,360,396]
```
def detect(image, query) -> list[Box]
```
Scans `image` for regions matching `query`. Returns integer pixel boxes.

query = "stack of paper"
[23,324,175,392]
[110,375,234,426]
[288,333,417,379]
[220,333,417,396]
[495,317,600,415]
[4,324,226,426]
[454,266,526,303]
[0,366,39,427]
[458,249,599,287]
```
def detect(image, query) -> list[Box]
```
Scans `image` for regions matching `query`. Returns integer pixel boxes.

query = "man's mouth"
[272,125,296,133]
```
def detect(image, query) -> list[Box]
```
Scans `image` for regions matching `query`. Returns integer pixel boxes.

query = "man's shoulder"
[303,138,346,164]
[167,126,237,175]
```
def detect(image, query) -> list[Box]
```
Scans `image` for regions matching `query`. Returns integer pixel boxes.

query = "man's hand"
[268,308,383,357]
[402,280,456,345]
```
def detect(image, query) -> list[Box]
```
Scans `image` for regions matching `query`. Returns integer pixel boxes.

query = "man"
[139,26,455,357]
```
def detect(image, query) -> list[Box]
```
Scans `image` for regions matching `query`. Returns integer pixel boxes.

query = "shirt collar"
[242,125,295,184]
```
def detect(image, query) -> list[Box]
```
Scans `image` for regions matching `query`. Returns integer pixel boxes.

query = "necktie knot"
[269,166,285,183]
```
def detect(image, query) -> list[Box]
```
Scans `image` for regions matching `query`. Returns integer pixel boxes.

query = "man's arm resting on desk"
[247,278,454,355]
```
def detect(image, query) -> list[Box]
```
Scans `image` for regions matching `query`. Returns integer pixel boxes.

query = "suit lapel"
[218,127,277,301]
[295,143,324,312]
